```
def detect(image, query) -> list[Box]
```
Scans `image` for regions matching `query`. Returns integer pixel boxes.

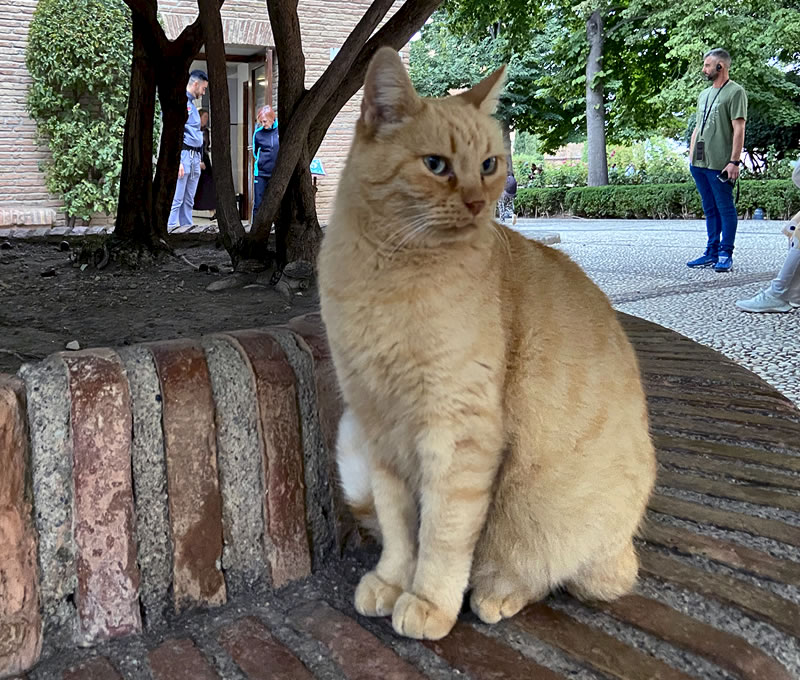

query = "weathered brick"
[148,638,219,680]
[149,340,226,611]
[217,616,312,679]
[63,350,141,644]
[289,601,425,679]
[424,622,563,679]
[285,314,343,454]
[285,315,353,548]
[62,656,123,680]
[229,331,311,587]
[0,376,42,678]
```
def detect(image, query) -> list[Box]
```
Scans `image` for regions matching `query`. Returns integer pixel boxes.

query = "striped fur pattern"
[319,47,656,641]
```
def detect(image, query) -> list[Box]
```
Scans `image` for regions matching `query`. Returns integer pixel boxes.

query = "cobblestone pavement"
[513,218,800,407]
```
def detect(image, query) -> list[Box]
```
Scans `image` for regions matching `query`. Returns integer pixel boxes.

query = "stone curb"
[0,224,223,245]
[0,377,42,677]
[0,313,342,678]
[0,224,561,247]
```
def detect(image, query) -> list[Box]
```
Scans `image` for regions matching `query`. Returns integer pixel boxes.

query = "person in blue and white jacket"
[252,105,279,221]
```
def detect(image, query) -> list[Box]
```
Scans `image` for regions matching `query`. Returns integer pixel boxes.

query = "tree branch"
[308,0,443,155]
[252,0,398,238]
[123,0,169,54]
[266,0,306,118]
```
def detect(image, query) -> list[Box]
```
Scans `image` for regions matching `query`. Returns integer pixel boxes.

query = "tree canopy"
[421,0,800,159]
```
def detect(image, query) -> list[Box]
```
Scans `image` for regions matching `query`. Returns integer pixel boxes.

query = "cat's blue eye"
[424,155,449,176]
[481,157,498,175]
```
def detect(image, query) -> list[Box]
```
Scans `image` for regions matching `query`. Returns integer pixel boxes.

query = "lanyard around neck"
[700,80,729,135]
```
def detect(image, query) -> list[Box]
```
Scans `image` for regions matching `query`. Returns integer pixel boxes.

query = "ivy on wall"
[26,0,132,222]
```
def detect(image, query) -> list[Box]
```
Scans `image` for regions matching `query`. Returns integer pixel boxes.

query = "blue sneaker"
[714,254,733,272]
[687,253,718,268]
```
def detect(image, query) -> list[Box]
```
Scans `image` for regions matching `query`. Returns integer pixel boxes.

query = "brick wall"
[0,0,407,228]
[0,0,64,222]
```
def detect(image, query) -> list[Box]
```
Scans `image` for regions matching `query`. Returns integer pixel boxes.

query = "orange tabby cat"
[318,47,656,641]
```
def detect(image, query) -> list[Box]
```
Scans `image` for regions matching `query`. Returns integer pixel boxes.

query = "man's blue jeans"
[690,165,738,256]
[168,149,201,228]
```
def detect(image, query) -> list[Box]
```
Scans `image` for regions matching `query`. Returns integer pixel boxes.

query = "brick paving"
[1,313,797,679]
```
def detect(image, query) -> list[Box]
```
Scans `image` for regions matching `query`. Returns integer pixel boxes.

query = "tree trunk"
[586,10,608,187]
[115,12,160,245]
[197,0,246,267]
[118,0,206,252]
[246,0,442,266]
[276,141,323,265]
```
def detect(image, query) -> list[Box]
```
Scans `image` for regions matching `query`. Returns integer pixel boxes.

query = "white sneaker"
[735,290,793,313]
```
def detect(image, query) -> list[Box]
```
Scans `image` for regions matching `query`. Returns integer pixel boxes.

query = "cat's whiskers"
[387,220,433,257]
[377,213,436,257]
[489,219,512,260]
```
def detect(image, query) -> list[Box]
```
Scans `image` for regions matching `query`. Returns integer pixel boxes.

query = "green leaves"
[26,0,133,220]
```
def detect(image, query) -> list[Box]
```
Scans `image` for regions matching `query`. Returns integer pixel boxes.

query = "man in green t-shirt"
[687,48,748,273]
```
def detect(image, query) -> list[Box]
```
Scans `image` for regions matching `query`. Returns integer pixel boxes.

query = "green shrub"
[737,180,800,219]
[515,187,570,217]
[26,0,132,222]
[563,180,800,220]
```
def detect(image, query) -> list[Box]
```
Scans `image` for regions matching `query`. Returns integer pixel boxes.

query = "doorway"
[190,47,274,223]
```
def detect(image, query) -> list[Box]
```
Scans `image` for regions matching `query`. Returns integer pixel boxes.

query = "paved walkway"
[513,218,800,407]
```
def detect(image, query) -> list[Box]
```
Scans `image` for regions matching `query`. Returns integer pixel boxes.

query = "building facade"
[0,0,405,229]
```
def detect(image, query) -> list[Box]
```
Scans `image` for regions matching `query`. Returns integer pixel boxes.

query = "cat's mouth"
[440,222,479,234]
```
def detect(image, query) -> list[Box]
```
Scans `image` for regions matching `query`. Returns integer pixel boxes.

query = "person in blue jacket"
[168,70,209,228]
[252,105,279,221]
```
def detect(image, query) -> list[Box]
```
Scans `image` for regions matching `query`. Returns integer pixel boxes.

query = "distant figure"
[624,163,635,177]
[168,69,209,228]
[193,109,216,216]
[686,47,748,273]
[498,172,517,223]
[252,105,279,221]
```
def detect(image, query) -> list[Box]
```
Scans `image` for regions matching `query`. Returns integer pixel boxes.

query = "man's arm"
[727,118,746,180]
[689,129,697,165]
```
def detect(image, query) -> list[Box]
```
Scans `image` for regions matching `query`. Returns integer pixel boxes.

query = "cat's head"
[348,47,507,248]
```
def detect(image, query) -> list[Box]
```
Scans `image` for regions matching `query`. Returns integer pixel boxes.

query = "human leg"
[252,175,267,221]
[769,237,800,302]
[178,151,201,227]
[707,171,738,256]
[689,165,722,258]
[168,150,192,227]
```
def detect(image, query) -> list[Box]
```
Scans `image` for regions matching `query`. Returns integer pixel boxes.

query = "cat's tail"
[336,409,381,539]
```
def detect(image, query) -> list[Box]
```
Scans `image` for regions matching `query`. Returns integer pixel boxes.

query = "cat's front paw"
[392,592,456,640]
[354,571,403,617]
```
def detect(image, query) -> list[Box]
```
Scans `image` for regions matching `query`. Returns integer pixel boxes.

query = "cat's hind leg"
[566,539,638,602]
[337,409,380,538]
[469,562,549,624]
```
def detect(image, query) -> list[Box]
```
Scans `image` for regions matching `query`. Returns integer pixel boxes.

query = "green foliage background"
[26,0,132,221]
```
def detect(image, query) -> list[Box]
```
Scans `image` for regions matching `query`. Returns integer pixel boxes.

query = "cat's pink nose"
[464,200,485,216]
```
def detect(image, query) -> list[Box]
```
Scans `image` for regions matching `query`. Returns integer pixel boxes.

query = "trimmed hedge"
[516,180,800,220]
[564,184,701,219]
[515,187,570,217]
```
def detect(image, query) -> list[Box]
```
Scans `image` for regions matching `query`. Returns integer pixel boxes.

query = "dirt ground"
[0,239,319,376]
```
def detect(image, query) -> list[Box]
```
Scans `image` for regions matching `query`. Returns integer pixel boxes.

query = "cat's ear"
[360,47,422,133]
[458,65,507,114]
